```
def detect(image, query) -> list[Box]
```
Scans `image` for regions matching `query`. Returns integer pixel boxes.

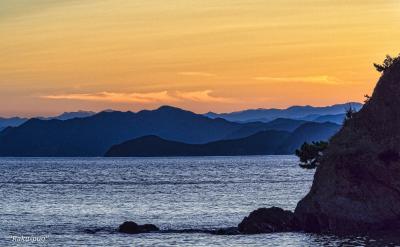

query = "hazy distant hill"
[0,106,281,156]
[106,121,341,157]
[276,122,341,154]
[105,130,291,157]
[47,111,96,120]
[224,118,307,139]
[0,111,96,131]
[311,113,345,125]
[205,102,362,123]
[0,117,27,130]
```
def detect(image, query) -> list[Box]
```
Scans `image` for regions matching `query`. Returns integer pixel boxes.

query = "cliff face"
[294,60,400,233]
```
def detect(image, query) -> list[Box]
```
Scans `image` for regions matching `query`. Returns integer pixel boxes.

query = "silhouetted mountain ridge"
[311,113,345,125]
[105,130,291,157]
[0,117,27,130]
[224,118,307,140]
[0,111,97,130]
[276,121,341,154]
[0,106,271,156]
[44,110,96,120]
[105,121,341,157]
[0,105,343,156]
[205,102,362,123]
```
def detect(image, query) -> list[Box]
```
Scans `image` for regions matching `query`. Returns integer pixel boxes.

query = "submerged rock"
[294,58,400,234]
[238,207,297,234]
[118,221,159,234]
[83,227,115,234]
[163,227,240,235]
[212,227,241,235]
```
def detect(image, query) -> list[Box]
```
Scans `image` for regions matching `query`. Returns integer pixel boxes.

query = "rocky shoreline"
[116,57,400,236]
[293,57,400,234]
[117,207,300,235]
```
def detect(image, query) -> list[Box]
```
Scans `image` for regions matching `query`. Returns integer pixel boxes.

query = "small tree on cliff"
[295,141,328,169]
[344,105,356,122]
[374,54,400,73]
[364,94,371,104]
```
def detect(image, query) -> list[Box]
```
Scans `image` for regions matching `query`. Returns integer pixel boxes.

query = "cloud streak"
[177,72,216,77]
[253,75,343,85]
[43,91,178,103]
[175,90,235,103]
[42,90,234,104]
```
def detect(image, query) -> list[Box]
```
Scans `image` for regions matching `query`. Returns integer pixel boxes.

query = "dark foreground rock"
[238,207,298,234]
[294,58,400,234]
[118,221,159,234]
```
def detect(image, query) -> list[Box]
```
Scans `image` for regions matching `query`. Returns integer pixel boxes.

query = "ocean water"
[0,156,397,246]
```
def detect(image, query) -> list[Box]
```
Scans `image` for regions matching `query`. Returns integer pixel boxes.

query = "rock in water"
[118,221,159,234]
[238,207,297,234]
[212,227,241,235]
[294,59,400,234]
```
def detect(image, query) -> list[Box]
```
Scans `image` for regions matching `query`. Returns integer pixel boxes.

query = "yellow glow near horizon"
[0,0,399,116]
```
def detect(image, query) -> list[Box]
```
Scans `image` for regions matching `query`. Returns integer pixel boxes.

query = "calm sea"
[0,156,395,246]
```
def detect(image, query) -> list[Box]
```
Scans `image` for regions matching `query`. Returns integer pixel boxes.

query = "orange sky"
[1,0,399,117]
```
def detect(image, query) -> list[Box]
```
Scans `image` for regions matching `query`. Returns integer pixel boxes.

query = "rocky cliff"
[294,59,400,233]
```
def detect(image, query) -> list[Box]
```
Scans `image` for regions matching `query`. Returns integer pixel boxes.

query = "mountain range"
[0,103,355,157]
[0,117,27,131]
[0,106,277,156]
[105,121,341,157]
[41,110,96,121]
[275,121,341,154]
[205,102,362,123]
[105,131,290,157]
[0,103,359,130]
[0,111,96,131]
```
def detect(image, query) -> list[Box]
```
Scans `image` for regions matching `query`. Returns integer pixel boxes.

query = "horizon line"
[0,101,363,119]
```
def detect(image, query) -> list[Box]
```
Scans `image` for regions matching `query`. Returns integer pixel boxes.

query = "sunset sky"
[1,0,399,117]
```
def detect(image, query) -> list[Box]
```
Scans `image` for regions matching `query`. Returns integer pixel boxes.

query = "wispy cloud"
[175,90,234,103]
[42,91,178,103]
[253,75,342,85]
[42,90,234,104]
[177,72,216,77]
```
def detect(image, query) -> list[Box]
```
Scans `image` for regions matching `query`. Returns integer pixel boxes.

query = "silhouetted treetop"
[296,141,328,169]
[344,105,356,123]
[374,54,400,73]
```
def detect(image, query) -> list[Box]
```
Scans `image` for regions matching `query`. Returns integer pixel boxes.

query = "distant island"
[105,122,340,157]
